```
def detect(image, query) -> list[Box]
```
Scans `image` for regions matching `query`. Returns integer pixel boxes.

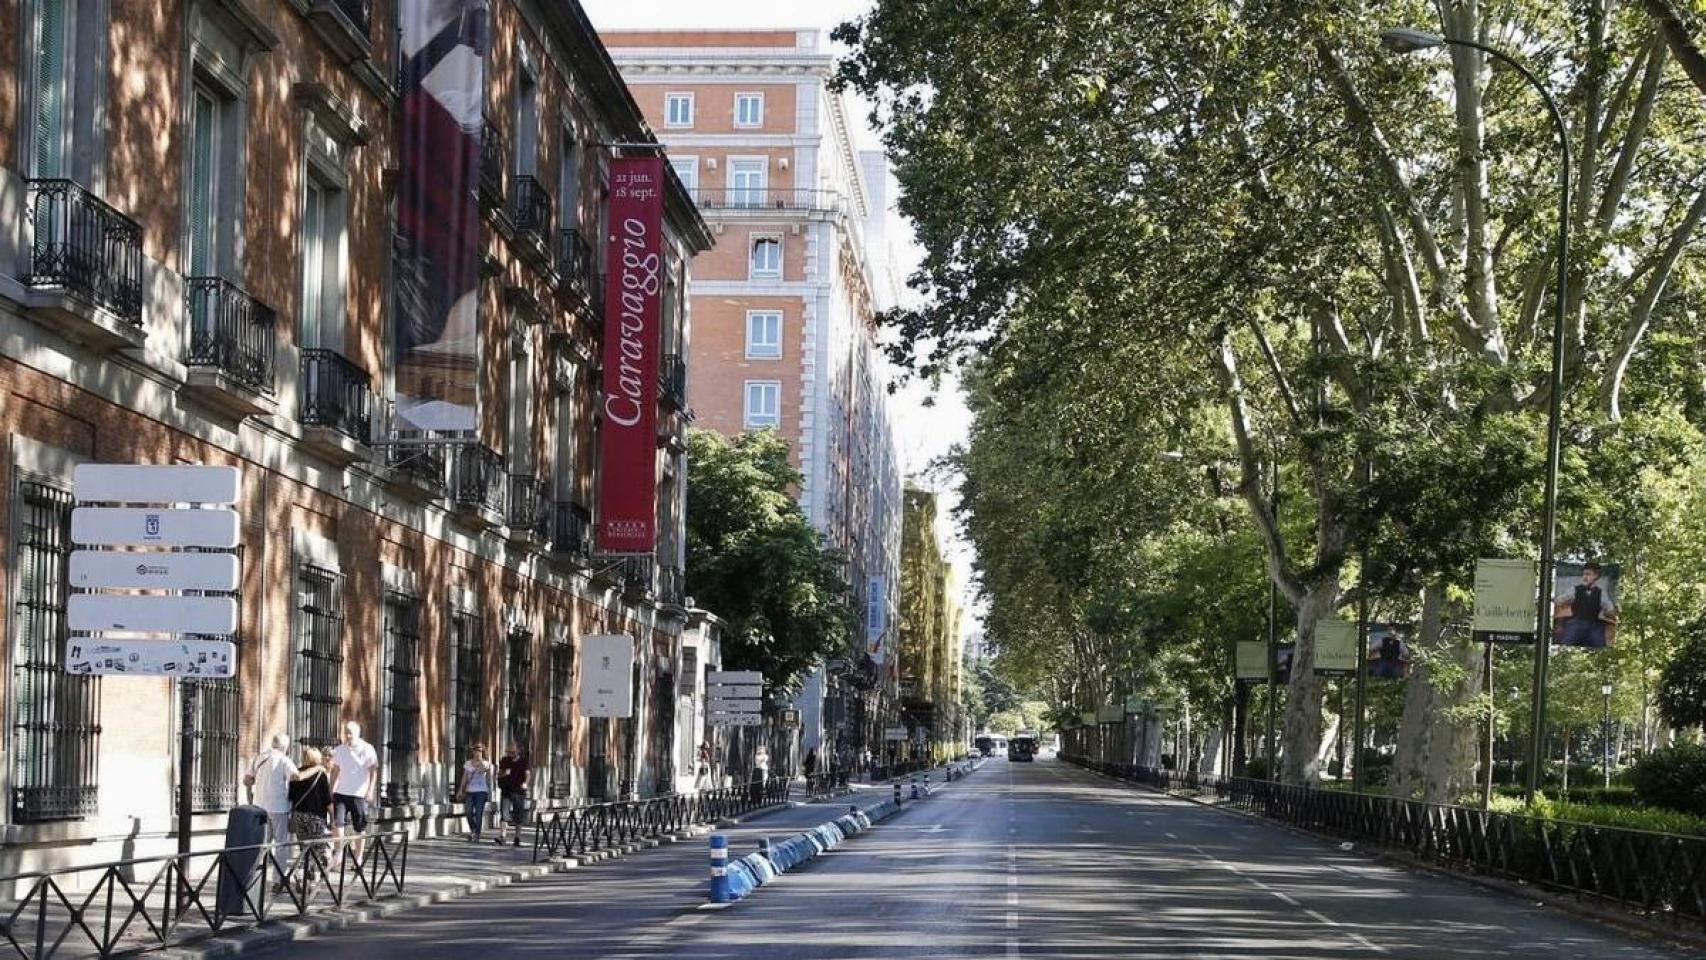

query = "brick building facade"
[0,0,708,875]
[602,29,905,763]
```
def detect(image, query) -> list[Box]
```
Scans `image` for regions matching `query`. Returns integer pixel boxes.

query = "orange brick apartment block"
[0,0,713,875]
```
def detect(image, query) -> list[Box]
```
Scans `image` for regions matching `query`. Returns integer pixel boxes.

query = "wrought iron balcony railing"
[507,473,550,539]
[512,175,552,246]
[659,354,687,409]
[22,178,144,325]
[329,0,369,38]
[689,187,848,214]
[614,555,655,599]
[658,563,686,607]
[383,436,448,490]
[299,348,372,442]
[556,228,594,300]
[185,277,277,394]
[450,442,506,515]
[552,501,594,560]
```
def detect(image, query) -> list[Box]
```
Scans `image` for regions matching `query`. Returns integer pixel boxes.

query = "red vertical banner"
[597,156,666,554]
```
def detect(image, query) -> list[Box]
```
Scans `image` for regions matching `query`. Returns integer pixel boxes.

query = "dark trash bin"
[216,804,270,915]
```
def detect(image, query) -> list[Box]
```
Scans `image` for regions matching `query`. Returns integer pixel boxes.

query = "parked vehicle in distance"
[974,735,994,757]
[1009,734,1037,761]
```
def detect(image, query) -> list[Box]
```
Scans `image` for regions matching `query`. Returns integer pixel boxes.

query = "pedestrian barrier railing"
[1,831,408,959]
[530,780,790,863]
[1063,754,1706,927]
[865,759,931,783]
[804,771,850,800]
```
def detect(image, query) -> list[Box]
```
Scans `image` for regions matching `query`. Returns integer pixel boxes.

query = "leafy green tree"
[1657,626,1706,732]
[685,429,854,694]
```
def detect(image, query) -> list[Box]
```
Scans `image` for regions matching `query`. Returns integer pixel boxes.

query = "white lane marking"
[1165,832,1177,840]
[1006,939,1020,959]
[1006,912,1018,929]
[1188,844,1388,955]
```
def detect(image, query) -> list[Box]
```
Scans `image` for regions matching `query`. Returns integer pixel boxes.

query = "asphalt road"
[256,756,1700,959]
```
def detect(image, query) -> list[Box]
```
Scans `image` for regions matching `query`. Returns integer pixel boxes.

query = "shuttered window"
[32,0,69,177]
[187,87,219,278]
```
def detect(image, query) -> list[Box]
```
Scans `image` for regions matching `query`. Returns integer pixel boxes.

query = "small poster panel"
[1553,561,1620,649]
[1368,623,1412,680]
[1235,641,1268,681]
[1313,619,1357,675]
[1474,558,1537,643]
[578,634,635,718]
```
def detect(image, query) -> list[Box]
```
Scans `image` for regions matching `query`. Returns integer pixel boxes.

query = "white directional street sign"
[705,684,762,698]
[70,551,240,591]
[884,726,908,741]
[68,595,239,634]
[707,670,762,685]
[708,700,761,713]
[74,464,241,505]
[64,638,236,677]
[579,633,635,718]
[72,507,240,549]
[708,713,763,726]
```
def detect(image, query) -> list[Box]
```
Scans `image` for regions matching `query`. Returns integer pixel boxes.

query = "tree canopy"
[684,428,854,694]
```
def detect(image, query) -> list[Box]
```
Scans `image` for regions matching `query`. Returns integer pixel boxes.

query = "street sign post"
[706,669,762,726]
[71,463,245,858]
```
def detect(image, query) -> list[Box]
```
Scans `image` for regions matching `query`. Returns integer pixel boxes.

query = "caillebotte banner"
[1474,558,1537,643]
[596,156,666,553]
[393,0,485,435]
[1313,619,1358,675]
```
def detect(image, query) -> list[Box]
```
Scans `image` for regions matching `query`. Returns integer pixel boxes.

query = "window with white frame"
[744,380,780,429]
[664,93,694,128]
[669,155,698,197]
[734,93,764,128]
[749,236,781,278]
[728,158,766,207]
[745,311,782,359]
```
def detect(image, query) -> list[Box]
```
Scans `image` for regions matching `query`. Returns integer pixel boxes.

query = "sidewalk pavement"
[157,769,967,959]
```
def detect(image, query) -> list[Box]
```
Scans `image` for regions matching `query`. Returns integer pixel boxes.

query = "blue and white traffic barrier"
[709,834,731,903]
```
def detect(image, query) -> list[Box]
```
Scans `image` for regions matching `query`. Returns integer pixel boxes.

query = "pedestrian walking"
[287,747,334,888]
[803,747,819,780]
[243,734,298,875]
[460,745,494,841]
[495,742,530,847]
[754,743,770,783]
[329,721,379,861]
[695,741,712,791]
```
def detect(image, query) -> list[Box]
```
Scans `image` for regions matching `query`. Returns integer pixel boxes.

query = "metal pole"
[1265,457,1278,778]
[1483,641,1495,808]
[177,680,197,857]
[1352,463,1371,792]
[1602,686,1612,789]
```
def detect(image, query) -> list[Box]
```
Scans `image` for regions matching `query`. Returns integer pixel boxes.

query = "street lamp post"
[1380,26,1572,803]
[1601,681,1614,789]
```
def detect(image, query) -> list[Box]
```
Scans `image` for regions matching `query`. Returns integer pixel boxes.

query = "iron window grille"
[505,629,534,758]
[547,641,572,800]
[186,665,241,813]
[292,564,344,751]
[586,716,609,801]
[449,609,484,792]
[381,592,422,806]
[10,479,100,823]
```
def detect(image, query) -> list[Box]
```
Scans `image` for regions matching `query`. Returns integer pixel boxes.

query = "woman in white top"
[461,745,495,841]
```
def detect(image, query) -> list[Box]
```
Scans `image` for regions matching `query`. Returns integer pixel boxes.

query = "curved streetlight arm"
[1383,30,1571,803]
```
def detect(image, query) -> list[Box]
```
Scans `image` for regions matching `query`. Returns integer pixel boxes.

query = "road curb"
[1074,766,1706,958]
[155,801,795,959]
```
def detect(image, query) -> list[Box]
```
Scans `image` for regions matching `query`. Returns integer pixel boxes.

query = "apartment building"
[602,29,905,760]
[0,0,708,875]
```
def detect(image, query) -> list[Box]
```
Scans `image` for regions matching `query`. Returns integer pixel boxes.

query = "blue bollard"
[911,775,920,800]
[710,834,731,903]
[893,782,902,805]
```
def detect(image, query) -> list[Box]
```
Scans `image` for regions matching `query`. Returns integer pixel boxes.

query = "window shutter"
[33,0,68,177]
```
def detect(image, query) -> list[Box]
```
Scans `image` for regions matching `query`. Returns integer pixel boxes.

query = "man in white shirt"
[329,720,379,859]
[243,734,298,873]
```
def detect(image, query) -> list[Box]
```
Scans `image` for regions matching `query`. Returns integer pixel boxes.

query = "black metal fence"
[1,832,407,959]
[551,501,593,561]
[449,443,506,515]
[1064,755,1706,927]
[805,771,850,800]
[555,228,594,301]
[23,178,144,325]
[512,175,552,245]
[530,781,789,863]
[185,277,277,394]
[506,473,549,539]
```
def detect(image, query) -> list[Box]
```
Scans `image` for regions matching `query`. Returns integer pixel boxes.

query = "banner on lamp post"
[596,155,666,554]
[1474,558,1538,643]
[1313,619,1358,675]
[1235,641,1268,681]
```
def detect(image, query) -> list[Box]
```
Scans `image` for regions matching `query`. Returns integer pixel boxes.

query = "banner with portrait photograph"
[1367,623,1412,680]
[1274,643,1295,684]
[1553,561,1621,649]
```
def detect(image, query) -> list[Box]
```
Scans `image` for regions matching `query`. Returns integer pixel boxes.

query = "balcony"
[658,563,687,611]
[613,555,655,602]
[659,354,686,409]
[377,436,449,502]
[551,501,594,566]
[555,228,595,309]
[449,442,506,526]
[511,175,553,261]
[506,472,550,546]
[689,187,847,214]
[304,0,371,62]
[480,126,506,213]
[298,348,373,464]
[183,277,277,416]
[21,178,145,348]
